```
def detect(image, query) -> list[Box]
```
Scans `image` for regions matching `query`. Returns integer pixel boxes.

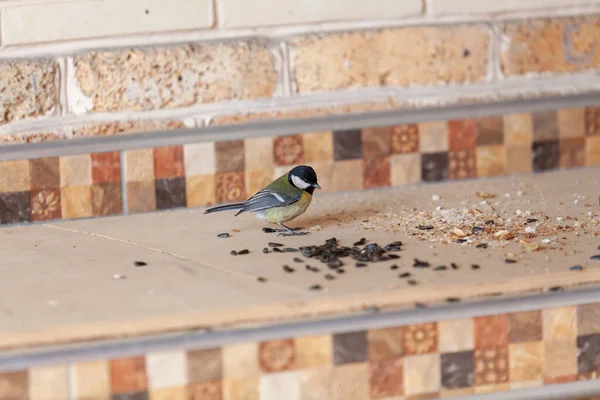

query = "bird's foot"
[277,231,311,237]
[274,226,304,232]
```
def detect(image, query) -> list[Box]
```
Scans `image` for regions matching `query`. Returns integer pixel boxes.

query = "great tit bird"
[204,165,321,236]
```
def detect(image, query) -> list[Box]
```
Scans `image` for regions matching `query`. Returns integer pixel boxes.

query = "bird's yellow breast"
[260,191,312,224]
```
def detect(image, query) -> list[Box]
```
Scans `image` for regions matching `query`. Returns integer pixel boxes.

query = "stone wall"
[0,0,600,143]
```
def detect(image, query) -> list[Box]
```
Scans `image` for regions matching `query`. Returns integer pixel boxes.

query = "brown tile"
[363,158,391,189]
[333,331,368,365]
[441,351,474,390]
[440,387,475,398]
[60,186,93,219]
[150,387,186,400]
[544,374,577,385]
[222,376,259,400]
[474,383,509,394]
[91,151,121,184]
[259,339,296,373]
[578,335,600,375]
[155,177,186,210]
[421,152,448,182]
[333,129,362,160]
[544,340,577,379]
[215,140,244,172]
[560,137,586,168]
[391,124,419,154]
[331,363,370,400]
[543,306,577,341]
[587,136,600,166]
[188,381,222,400]
[60,154,93,187]
[295,334,332,369]
[303,132,333,163]
[532,111,558,142]
[505,145,532,174]
[449,150,476,180]
[215,171,246,204]
[474,347,509,386]
[110,356,148,393]
[91,182,122,216]
[476,145,505,177]
[126,181,156,213]
[403,323,438,355]
[390,153,421,186]
[29,157,60,189]
[186,175,216,208]
[0,191,31,224]
[0,160,31,192]
[448,120,477,151]
[419,122,448,153]
[124,149,155,182]
[368,327,404,361]
[404,354,441,395]
[153,146,184,179]
[476,117,504,146]
[508,310,542,343]
[578,303,600,336]
[361,127,391,158]
[475,315,509,349]
[585,107,600,136]
[503,113,533,146]
[406,393,440,400]
[244,169,274,198]
[509,342,543,381]
[0,370,28,399]
[327,160,363,192]
[369,358,403,398]
[30,188,61,221]
[558,108,585,139]
[188,348,222,383]
[274,135,304,166]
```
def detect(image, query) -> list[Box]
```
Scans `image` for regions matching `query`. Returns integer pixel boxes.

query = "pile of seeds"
[298,237,401,268]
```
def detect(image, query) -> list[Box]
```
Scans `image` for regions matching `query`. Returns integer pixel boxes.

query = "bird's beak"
[313,183,321,190]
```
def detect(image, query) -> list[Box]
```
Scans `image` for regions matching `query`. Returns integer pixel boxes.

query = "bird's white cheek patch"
[291,175,310,189]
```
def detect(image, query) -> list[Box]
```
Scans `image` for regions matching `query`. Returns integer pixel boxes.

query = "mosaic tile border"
[2,300,600,399]
[0,106,599,225]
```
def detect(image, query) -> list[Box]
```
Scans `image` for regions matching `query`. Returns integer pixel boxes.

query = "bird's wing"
[242,188,301,212]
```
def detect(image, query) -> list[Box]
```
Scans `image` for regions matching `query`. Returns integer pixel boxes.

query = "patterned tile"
[223,343,259,380]
[543,307,577,341]
[109,356,148,394]
[505,145,533,174]
[274,135,304,166]
[0,370,28,400]
[532,111,558,142]
[508,310,542,343]
[474,315,509,349]
[404,354,441,395]
[474,347,509,386]
[223,376,259,400]
[73,360,111,400]
[448,120,477,151]
[188,348,222,383]
[91,182,122,216]
[361,127,391,158]
[295,335,332,369]
[403,323,438,355]
[188,382,222,400]
[448,150,476,180]
[29,364,69,400]
[30,188,61,221]
[215,171,246,203]
[155,177,186,210]
[438,319,474,353]
[585,107,600,136]
[29,157,60,189]
[578,303,600,336]
[421,152,448,182]
[146,350,186,389]
[91,152,121,184]
[503,113,533,146]
[509,342,543,381]
[391,124,419,154]
[418,121,448,153]
[333,331,368,365]
[544,340,577,379]
[333,129,362,160]
[0,160,31,192]
[215,140,244,172]
[60,186,93,219]
[577,334,600,374]
[390,153,421,185]
[476,145,505,177]
[369,358,404,398]
[259,339,296,373]
[559,137,586,168]
[476,117,504,146]
[440,351,474,390]
[368,327,404,361]
[0,191,31,224]
[363,158,391,189]
[260,371,299,400]
[557,108,586,139]
[302,132,333,163]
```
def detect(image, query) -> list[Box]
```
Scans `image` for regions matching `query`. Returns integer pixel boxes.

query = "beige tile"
[244,137,274,170]
[503,113,533,146]
[543,340,577,378]
[127,180,157,213]
[260,371,300,400]
[331,363,369,400]
[438,319,474,353]
[505,145,533,174]
[543,306,576,341]
[509,342,543,382]
[430,0,597,14]
[223,343,259,380]
[303,132,334,163]
[298,367,333,400]
[124,149,154,182]
[474,383,509,394]
[0,160,31,192]
[476,145,505,177]
[295,335,332,369]
[184,142,216,176]
[73,360,110,399]
[146,350,187,389]
[587,136,600,166]
[403,354,440,395]
[390,153,421,185]
[509,380,543,390]
[150,386,186,400]
[418,122,448,153]
[29,364,68,400]
[186,175,216,207]
[59,154,93,187]
[440,388,474,398]
[61,186,93,219]
[245,169,274,197]
[324,160,363,193]
[223,376,259,400]
[557,108,585,138]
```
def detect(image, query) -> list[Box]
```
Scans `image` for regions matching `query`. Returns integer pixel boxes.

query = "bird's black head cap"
[288,165,320,194]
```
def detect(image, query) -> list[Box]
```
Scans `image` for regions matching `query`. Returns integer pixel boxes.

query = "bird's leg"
[277,223,311,237]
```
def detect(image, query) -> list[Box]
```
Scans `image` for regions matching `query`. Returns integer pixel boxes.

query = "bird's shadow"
[294,204,379,230]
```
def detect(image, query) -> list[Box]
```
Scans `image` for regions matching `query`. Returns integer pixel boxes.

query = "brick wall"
[0,0,600,143]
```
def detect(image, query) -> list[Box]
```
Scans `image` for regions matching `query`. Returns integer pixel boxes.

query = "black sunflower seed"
[268,242,284,247]
[415,302,427,309]
[387,241,403,247]
[446,297,461,303]
[283,265,295,273]
[471,264,481,270]
[134,261,147,267]
[355,262,367,268]
[476,243,488,249]
[407,280,418,285]
[293,257,303,263]
[451,263,459,270]
[388,254,400,259]
[413,258,430,268]
[237,249,250,255]
[262,227,276,233]
[526,218,538,223]
[390,265,399,270]
[353,238,367,246]
[284,248,298,253]
[326,238,338,245]
[257,276,267,282]
[262,248,269,254]
[417,225,434,230]
[399,272,411,278]
[433,265,447,271]
[570,265,583,271]
[328,259,342,268]
[591,255,600,261]
[272,247,284,253]
[336,269,345,274]
[548,286,563,292]
[309,284,322,291]
[325,274,335,280]
[505,259,517,264]
[472,226,484,233]
[217,233,230,238]
[230,250,237,255]
[485,220,495,225]
[457,238,468,243]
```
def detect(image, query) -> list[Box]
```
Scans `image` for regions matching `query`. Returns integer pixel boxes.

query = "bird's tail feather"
[204,203,244,214]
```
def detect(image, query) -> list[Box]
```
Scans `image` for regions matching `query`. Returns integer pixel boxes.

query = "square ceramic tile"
[368,327,404,361]
[403,323,437,355]
[274,135,304,166]
[333,331,368,365]
[390,154,421,186]
[504,145,532,174]
[187,382,222,400]
[448,120,477,151]
[509,380,543,390]
[577,334,600,374]
[438,319,474,353]
[577,303,600,336]
[403,354,441,395]
[146,350,186,389]
[474,315,509,349]
[124,149,155,182]
[503,113,533,146]
[30,188,61,222]
[154,146,185,179]
[29,157,60,189]
[361,127,391,158]
[215,140,245,172]
[476,117,504,146]
[149,387,186,400]
[331,363,370,400]
[91,152,121,184]
[333,129,362,160]
[557,108,585,138]
[439,387,475,398]
[448,150,476,180]
[244,169,274,198]
[476,145,505,177]
[559,137,586,168]
[509,342,543,382]
[585,107,600,136]
[215,171,246,203]
[73,360,110,400]
[223,376,259,400]
[440,351,474,390]
[298,367,333,400]
[474,383,509,394]
[508,310,542,343]
[302,132,333,163]
[259,339,296,373]
[244,137,275,170]
[186,175,216,207]
[533,141,559,171]
[0,160,31,192]
[391,124,419,154]
[473,347,508,386]
[532,111,558,142]
[369,358,404,398]
[91,182,122,216]
[586,136,600,166]
[109,356,148,393]
[60,186,93,219]
[29,364,69,400]
[420,152,448,182]
[295,335,332,369]
[155,177,187,210]
[126,181,157,213]
[0,191,31,224]
[328,160,363,192]
[223,343,259,380]
[363,158,391,189]
[184,142,216,175]
[544,340,577,379]
[543,307,577,341]
[260,371,300,400]
[0,370,28,399]
[60,155,92,187]
[418,122,448,153]
[188,348,222,383]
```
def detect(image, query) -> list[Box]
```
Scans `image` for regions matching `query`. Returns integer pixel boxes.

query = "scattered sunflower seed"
[390,265,399,270]
[472,226,484,233]
[505,259,517,264]
[325,274,335,281]
[262,228,276,233]
[485,220,495,225]
[217,233,230,238]
[230,250,237,255]
[548,286,563,292]
[388,241,403,247]
[451,263,459,270]
[417,224,434,230]
[446,297,461,303]
[433,265,447,271]
[415,302,427,309]
[413,258,430,268]
[353,238,367,246]
[283,265,295,273]
[328,260,342,268]
[134,261,147,267]
[471,264,481,270]
[268,242,284,247]
[272,248,284,253]
[257,276,267,283]
[407,279,418,285]
[476,243,489,249]
[262,248,269,254]
[293,257,303,263]
[355,262,367,268]
[388,254,401,259]
[591,255,600,261]
[336,269,345,274]
[284,248,298,253]
[570,265,583,271]
[309,284,322,291]
[399,272,411,278]
[526,218,538,223]
[237,249,250,255]
[457,238,468,244]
